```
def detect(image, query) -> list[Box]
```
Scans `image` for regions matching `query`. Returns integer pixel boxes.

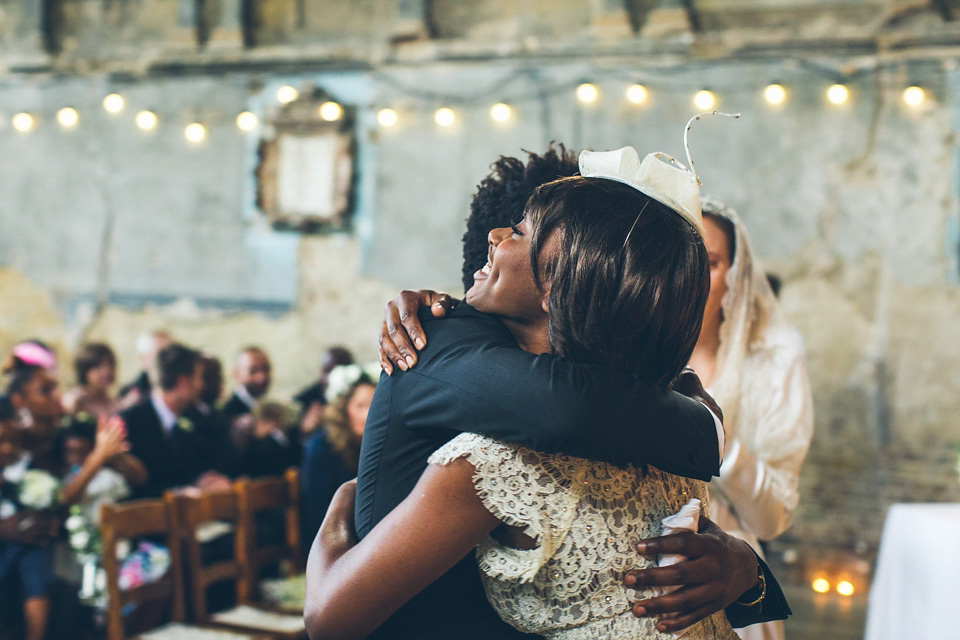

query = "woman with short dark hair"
[63,342,119,419]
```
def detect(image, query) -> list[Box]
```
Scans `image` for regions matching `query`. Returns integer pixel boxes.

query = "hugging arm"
[305,462,498,640]
[386,298,720,480]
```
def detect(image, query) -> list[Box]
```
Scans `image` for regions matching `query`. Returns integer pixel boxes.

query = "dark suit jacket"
[355,304,784,639]
[121,400,203,499]
[220,392,252,424]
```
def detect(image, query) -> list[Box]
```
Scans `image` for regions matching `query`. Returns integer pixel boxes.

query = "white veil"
[701,197,785,432]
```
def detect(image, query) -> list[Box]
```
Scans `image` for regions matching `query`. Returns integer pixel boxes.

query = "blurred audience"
[241,401,299,478]
[187,353,240,478]
[300,363,376,553]
[222,346,272,424]
[63,343,120,420]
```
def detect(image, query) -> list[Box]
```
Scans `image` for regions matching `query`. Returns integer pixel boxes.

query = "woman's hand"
[378,290,456,375]
[92,415,131,463]
[671,368,723,425]
[623,515,759,632]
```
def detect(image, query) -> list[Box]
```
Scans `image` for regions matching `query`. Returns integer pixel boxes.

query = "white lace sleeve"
[428,432,580,582]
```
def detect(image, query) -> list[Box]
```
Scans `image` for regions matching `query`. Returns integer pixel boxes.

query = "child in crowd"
[0,412,59,640]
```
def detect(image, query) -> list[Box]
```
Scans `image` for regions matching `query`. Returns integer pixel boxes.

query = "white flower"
[326,363,379,401]
[70,530,91,551]
[19,470,60,510]
[65,514,86,532]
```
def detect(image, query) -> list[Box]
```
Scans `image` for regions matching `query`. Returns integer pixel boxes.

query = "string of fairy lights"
[0,77,935,142]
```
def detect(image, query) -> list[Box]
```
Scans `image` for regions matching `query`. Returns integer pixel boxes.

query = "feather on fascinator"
[578,111,740,238]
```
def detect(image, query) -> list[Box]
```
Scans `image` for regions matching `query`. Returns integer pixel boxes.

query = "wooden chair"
[100,498,267,640]
[235,469,303,608]
[170,488,306,639]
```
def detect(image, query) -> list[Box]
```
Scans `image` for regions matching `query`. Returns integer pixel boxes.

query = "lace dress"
[428,433,740,640]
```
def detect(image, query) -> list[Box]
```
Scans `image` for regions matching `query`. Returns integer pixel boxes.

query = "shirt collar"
[234,384,258,409]
[151,393,179,434]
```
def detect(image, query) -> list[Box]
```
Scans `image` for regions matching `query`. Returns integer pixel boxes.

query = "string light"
[236,111,259,131]
[135,110,158,131]
[184,122,206,143]
[836,581,855,597]
[12,112,34,132]
[576,83,598,104]
[57,107,79,128]
[319,101,343,122]
[434,107,455,127]
[490,102,512,122]
[763,83,787,106]
[626,84,649,105]
[693,89,716,110]
[276,85,299,104]
[103,93,125,114]
[811,578,830,594]
[902,85,925,107]
[377,108,398,127]
[827,84,849,105]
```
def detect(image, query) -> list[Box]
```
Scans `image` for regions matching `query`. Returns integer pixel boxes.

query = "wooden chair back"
[169,488,242,622]
[100,498,185,640]
[234,469,301,603]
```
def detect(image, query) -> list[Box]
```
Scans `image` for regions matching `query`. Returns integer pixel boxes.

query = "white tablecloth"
[864,503,960,640]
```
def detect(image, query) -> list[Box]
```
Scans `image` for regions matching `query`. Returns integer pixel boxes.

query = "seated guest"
[3,343,65,472]
[55,413,146,520]
[293,346,354,438]
[0,410,58,640]
[62,342,120,420]
[300,363,375,554]
[239,401,299,478]
[222,346,271,424]
[186,354,239,477]
[118,330,172,408]
[120,343,230,499]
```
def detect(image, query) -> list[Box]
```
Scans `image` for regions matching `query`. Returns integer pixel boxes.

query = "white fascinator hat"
[578,111,739,238]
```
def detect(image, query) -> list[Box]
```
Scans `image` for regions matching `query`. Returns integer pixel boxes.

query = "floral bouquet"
[0,468,61,517]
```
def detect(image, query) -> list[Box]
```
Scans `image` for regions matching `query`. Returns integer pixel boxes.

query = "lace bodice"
[428,433,740,639]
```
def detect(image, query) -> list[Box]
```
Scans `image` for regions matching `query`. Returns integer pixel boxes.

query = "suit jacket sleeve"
[723,556,791,627]
[397,305,720,480]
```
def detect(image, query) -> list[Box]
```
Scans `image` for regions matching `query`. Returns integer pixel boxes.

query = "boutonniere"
[176,417,193,432]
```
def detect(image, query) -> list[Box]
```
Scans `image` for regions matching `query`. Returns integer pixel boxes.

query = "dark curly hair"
[461,143,579,291]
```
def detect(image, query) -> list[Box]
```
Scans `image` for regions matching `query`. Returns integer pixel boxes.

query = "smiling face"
[465,217,559,331]
[236,349,271,399]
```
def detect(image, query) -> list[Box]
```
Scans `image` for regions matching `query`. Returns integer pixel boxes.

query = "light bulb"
[812,578,830,594]
[434,107,455,127]
[694,90,716,111]
[184,122,206,143]
[135,110,158,131]
[377,108,398,127]
[320,101,343,122]
[276,85,299,104]
[490,102,512,122]
[103,93,125,114]
[836,581,855,597]
[12,112,35,132]
[764,83,787,106]
[903,85,925,107]
[626,84,649,105]
[57,107,79,128]
[827,84,849,105]
[576,83,598,104]
[236,111,259,131]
